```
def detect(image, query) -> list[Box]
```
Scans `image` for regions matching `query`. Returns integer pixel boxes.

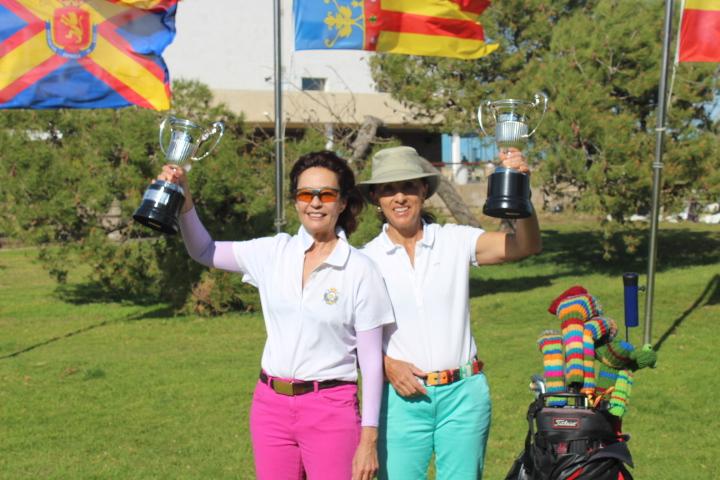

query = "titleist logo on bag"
[552,417,580,429]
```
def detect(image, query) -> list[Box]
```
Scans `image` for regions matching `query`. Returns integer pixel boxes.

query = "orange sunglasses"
[294,187,341,203]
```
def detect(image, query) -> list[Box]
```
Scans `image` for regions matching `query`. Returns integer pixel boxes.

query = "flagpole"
[644,0,675,346]
[273,0,285,233]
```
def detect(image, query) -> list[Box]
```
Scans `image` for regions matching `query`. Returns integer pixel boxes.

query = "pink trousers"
[249,379,361,479]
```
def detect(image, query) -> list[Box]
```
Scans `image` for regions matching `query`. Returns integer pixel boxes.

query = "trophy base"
[483,168,533,219]
[132,180,185,235]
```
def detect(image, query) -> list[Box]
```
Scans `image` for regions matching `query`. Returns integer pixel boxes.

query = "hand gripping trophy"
[133,116,224,234]
[478,93,548,218]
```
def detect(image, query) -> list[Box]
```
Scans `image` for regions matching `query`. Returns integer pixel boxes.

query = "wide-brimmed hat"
[357,146,440,202]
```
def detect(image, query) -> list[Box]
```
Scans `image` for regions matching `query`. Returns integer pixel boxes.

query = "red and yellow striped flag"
[294,0,498,60]
[679,0,720,62]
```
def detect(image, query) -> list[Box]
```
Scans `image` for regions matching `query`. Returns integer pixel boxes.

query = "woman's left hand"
[352,427,379,480]
[498,147,530,174]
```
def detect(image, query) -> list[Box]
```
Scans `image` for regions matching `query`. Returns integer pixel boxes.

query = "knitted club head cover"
[631,343,658,370]
[585,316,615,343]
[595,338,635,396]
[547,285,589,315]
[580,316,611,394]
[604,339,635,369]
[595,355,619,394]
[537,330,566,406]
[608,370,634,417]
[556,294,603,385]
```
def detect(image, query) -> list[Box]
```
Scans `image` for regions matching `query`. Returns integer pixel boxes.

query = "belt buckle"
[272,380,296,396]
[426,370,451,386]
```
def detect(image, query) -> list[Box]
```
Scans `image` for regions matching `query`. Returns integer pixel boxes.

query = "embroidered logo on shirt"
[323,288,339,305]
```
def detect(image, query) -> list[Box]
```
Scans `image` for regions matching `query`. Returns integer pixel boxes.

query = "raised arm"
[159,165,242,272]
[474,149,542,265]
[474,213,541,264]
[178,207,241,271]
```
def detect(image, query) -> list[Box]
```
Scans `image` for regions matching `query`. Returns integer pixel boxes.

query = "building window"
[301,77,326,91]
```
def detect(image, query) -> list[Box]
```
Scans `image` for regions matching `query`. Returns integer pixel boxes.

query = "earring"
[376,206,382,211]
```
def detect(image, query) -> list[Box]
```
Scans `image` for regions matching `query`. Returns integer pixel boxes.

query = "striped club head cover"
[556,294,603,385]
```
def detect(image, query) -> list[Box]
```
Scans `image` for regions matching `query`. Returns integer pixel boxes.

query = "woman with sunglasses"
[357,146,542,480]
[157,151,394,480]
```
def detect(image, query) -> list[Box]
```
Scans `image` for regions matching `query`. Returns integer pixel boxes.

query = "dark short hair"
[289,151,365,236]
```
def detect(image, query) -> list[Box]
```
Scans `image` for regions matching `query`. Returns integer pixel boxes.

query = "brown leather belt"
[259,371,356,396]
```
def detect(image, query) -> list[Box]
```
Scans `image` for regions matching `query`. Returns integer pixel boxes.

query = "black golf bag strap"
[523,396,544,475]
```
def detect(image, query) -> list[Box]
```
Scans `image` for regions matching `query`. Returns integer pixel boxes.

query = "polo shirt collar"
[297,225,350,267]
[379,221,436,253]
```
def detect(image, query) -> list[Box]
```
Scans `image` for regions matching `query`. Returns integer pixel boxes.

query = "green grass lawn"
[1,220,719,479]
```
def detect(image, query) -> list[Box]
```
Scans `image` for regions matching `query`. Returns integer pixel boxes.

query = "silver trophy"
[478,93,548,218]
[133,116,224,234]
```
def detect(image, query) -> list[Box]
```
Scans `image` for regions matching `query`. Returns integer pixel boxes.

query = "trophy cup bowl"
[133,116,224,234]
[478,93,547,219]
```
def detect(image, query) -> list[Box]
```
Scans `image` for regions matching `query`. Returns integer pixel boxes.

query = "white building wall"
[164,0,377,94]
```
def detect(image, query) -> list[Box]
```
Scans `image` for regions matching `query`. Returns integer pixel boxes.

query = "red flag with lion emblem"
[0,0,177,110]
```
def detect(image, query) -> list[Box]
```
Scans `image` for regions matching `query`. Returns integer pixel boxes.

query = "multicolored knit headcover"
[537,330,566,405]
[555,293,603,386]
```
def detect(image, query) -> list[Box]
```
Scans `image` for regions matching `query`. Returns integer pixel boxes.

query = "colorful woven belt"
[424,358,484,386]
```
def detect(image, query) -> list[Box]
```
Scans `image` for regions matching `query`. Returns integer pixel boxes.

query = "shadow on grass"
[0,305,175,361]
[470,274,560,297]
[654,274,720,352]
[539,227,720,275]
[468,226,719,298]
[54,281,170,306]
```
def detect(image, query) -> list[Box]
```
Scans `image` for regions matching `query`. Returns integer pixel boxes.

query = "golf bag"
[505,393,634,480]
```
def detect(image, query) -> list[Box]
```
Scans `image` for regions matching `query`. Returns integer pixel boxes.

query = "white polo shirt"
[362,222,485,372]
[233,226,394,382]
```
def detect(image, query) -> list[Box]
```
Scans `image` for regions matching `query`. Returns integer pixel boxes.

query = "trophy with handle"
[478,93,548,218]
[133,116,224,234]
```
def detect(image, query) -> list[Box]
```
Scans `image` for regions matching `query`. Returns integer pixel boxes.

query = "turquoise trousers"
[378,373,492,480]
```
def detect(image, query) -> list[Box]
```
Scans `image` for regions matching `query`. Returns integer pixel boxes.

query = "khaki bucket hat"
[357,146,440,202]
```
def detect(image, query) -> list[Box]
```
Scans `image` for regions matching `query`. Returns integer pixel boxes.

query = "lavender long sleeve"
[356,326,384,427]
[178,207,241,271]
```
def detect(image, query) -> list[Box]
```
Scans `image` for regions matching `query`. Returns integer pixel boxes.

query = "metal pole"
[273,0,285,233]
[644,0,674,345]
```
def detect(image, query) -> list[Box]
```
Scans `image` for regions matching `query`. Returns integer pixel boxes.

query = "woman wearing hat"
[158,151,395,480]
[358,146,541,479]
